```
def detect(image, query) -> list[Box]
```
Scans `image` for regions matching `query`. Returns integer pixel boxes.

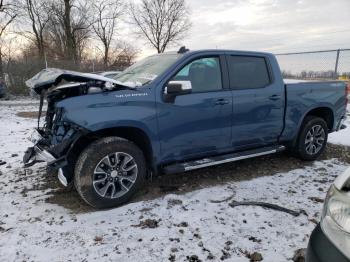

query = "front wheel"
[294,116,328,161]
[74,137,146,209]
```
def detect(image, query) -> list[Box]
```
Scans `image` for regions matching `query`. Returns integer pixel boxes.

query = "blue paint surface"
[56,50,347,167]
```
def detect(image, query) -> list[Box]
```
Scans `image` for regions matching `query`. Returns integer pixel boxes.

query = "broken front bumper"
[23,129,72,187]
[23,129,56,166]
[23,145,56,165]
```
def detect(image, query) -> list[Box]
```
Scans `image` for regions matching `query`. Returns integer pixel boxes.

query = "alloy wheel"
[93,152,138,199]
[304,124,326,155]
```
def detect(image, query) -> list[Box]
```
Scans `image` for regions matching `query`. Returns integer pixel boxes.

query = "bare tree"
[110,42,139,69]
[92,0,123,68]
[20,0,51,64]
[0,0,18,77]
[62,0,77,62]
[130,0,191,53]
[47,0,91,66]
[0,0,17,38]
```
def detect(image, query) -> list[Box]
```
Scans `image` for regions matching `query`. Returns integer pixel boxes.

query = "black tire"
[294,116,328,161]
[74,137,146,209]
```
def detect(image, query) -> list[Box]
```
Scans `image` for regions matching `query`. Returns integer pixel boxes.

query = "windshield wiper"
[142,80,152,86]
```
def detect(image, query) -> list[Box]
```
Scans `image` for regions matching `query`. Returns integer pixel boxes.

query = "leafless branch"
[46,0,92,66]
[0,0,18,38]
[130,0,191,53]
[92,0,124,68]
[229,201,308,217]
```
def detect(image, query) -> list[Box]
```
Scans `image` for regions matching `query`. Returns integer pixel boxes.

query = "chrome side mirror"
[165,81,192,95]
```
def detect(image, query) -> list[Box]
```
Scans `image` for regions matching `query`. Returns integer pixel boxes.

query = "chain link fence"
[275,48,350,81]
[3,48,350,95]
[3,54,134,95]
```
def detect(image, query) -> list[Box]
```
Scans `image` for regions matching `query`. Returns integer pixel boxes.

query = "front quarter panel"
[56,87,160,157]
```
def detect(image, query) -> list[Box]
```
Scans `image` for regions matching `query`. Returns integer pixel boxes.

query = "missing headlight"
[51,122,77,145]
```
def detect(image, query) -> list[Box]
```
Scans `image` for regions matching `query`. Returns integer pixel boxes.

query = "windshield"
[113,53,182,87]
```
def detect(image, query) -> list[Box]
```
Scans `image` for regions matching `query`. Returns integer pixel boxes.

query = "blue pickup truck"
[23,48,348,208]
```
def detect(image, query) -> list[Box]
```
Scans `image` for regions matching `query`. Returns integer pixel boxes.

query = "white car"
[307,167,350,262]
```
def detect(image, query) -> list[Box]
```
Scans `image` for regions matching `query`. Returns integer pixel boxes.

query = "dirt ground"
[12,107,350,214]
[34,143,349,214]
[16,111,47,118]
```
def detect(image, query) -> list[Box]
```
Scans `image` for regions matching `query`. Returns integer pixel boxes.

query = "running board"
[163,145,286,174]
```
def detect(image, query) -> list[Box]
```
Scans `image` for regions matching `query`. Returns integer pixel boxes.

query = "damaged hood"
[26,68,134,94]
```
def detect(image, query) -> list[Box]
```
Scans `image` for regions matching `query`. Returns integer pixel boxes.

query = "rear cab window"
[227,55,271,89]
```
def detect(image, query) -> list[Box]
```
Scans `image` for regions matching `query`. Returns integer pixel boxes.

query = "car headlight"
[323,186,350,233]
[320,168,350,258]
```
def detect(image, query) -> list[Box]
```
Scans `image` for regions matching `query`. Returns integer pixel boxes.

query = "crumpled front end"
[23,68,136,186]
[23,104,88,186]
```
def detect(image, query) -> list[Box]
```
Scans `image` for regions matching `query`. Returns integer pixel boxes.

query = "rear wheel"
[294,116,328,161]
[74,137,146,209]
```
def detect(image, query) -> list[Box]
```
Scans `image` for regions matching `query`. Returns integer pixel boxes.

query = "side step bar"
[163,145,286,174]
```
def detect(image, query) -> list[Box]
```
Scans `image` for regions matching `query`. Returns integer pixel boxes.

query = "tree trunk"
[103,45,109,69]
[63,0,77,65]
[0,48,3,79]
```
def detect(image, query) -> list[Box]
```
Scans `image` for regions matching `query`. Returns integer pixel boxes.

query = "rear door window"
[227,56,271,89]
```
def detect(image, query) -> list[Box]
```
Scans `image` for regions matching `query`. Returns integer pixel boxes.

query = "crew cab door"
[157,56,233,162]
[226,55,285,149]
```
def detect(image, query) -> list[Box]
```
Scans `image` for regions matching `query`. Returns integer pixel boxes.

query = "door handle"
[269,94,281,101]
[215,98,230,105]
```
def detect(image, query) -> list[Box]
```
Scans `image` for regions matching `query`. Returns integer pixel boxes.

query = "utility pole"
[334,49,340,79]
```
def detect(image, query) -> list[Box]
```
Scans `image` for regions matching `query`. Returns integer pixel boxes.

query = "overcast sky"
[11,0,349,72]
[138,0,350,56]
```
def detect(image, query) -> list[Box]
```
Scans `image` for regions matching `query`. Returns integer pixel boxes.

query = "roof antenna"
[178,46,189,54]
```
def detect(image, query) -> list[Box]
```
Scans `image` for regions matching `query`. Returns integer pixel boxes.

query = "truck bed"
[281,79,347,142]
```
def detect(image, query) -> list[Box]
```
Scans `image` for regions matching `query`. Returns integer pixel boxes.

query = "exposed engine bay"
[44,82,104,135]
[23,68,134,177]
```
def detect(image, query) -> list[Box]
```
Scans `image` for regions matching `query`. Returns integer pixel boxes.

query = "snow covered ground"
[329,104,350,146]
[0,100,349,262]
